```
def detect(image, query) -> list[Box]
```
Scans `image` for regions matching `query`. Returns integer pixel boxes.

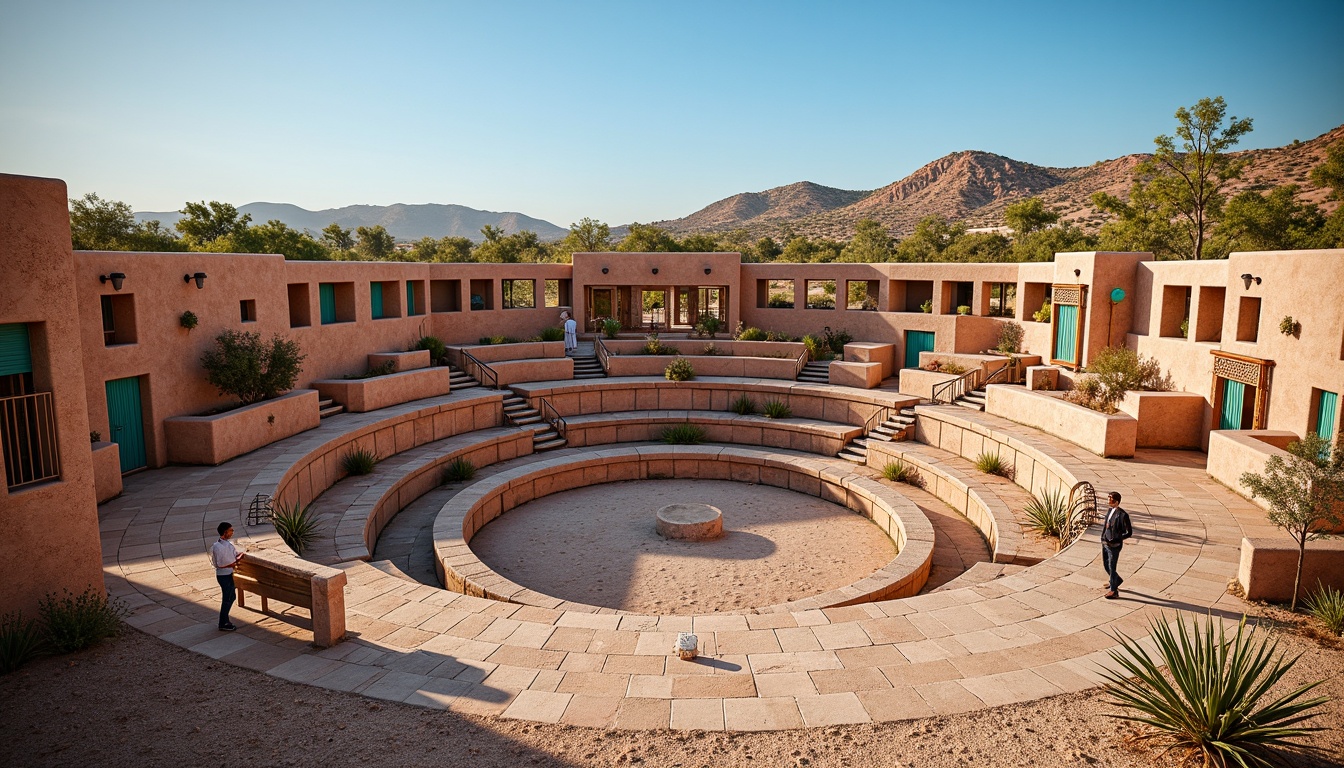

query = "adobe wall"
[0,173,104,617]
[571,251,742,333]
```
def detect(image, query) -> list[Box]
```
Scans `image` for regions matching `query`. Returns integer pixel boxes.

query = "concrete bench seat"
[234,549,347,647]
[559,409,862,456]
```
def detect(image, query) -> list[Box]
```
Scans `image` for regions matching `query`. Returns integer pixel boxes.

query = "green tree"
[354,225,396,260]
[231,219,330,260]
[320,223,353,252]
[896,215,965,262]
[1092,187,1185,260]
[678,232,721,252]
[778,234,841,263]
[1003,197,1060,236]
[1309,140,1344,200]
[839,218,894,262]
[1011,222,1096,262]
[941,232,1012,262]
[1211,185,1325,253]
[68,193,184,251]
[473,230,551,263]
[752,236,782,262]
[435,236,475,262]
[406,237,440,262]
[616,223,680,252]
[563,217,611,252]
[1136,96,1254,259]
[176,201,251,247]
[1239,433,1344,611]
[200,330,306,406]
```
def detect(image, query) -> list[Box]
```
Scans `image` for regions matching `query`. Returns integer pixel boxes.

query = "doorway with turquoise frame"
[105,376,147,472]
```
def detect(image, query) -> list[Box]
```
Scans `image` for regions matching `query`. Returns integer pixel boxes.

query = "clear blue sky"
[2,0,1341,229]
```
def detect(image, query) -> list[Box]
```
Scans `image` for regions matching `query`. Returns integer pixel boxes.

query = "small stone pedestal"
[656,503,724,541]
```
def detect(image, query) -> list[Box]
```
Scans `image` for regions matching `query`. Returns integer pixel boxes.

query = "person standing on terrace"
[1100,492,1132,599]
[562,311,578,355]
[211,522,245,630]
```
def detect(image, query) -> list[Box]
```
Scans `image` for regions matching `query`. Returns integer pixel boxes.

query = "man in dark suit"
[1100,491,1132,599]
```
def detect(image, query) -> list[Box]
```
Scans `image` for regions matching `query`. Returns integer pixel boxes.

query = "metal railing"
[1060,480,1098,550]
[931,367,983,405]
[1,391,61,491]
[538,397,567,437]
[595,338,612,374]
[460,349,499,389]
[794,348,810,380]
[862,405,892,437]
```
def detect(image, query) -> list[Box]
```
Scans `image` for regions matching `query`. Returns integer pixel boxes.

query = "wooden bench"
[234,550,348,647]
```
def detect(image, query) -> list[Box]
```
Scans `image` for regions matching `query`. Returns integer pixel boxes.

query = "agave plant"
[270,500,321,555]
[341,447,377,476]
[1023,487,1069,537]
[1303,582,1344,635]
[762,399,792,419]
[974,451,1011,478]
[1102,613,1330,768]
[881,460,916,484]
[661,423,705,445]
[729,393,757,416]
[443,456,477,483]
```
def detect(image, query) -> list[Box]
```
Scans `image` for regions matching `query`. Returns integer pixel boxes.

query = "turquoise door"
[1054,304,1078,363]
[904,331,935,369]
[105,377,146,472]
[1220,379,1246,431]
[1317,390,1338,442]
[406,282,416,316]
[319,284,336,324]
[370,283,384,319]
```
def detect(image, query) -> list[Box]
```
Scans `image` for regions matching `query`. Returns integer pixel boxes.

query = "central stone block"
[655,503,724,541]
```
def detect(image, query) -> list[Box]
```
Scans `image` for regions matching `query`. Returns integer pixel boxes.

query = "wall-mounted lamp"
[652,268,659,275]
[184,272,207,289]
[99,272,126,291]
[1073,268,1081,279]
[1240,273,1261,289]
[601,267,609,275]
[704,267,712,275]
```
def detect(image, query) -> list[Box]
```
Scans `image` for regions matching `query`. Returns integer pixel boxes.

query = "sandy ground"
[2,604,1340,768]
[469,480,896,613]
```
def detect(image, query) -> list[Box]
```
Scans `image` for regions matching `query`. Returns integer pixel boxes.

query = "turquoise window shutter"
[1054,304,1078,363]
[1317,390,1338,442]
[371,283,384,319]
[406,283,415,315]
[319,284,336,324]
[1220,379,1246,430]
[904,331,935,369]
[0,323,33,376]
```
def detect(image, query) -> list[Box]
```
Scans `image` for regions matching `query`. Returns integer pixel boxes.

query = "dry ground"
[2,603,1341,768]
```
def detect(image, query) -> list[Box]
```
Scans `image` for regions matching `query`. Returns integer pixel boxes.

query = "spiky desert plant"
[881,460,916,484]
[443,457,476,483]
[341,447,377,476]
[1023,487,1069,537]
[270,500,321,555]
[974,451,1011,478]
[762,399,792,419]
[1,612,46,673]
[1101,613,1330,768]
[1303,583,1344,636]
[729,393,757,416]
[661,423,705,445]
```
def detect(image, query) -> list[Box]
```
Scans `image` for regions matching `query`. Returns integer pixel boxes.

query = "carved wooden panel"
[1052,286,1082,306]
[1213,355,1260,386]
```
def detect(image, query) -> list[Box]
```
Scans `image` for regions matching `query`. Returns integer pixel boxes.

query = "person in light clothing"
[1100,491,1132,599]
[561,311,578,354]
[211,521,245,631]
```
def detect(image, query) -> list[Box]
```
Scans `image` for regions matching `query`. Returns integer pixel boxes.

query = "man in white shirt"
[561,311,578,355]
[211,521,245,631]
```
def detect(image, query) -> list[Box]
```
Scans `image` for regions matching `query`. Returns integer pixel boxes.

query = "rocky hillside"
[654,124,1344,240]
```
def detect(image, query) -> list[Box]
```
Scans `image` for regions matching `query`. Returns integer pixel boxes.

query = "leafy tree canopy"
[68,193,184,252]
[176,200,251,246]
[839,218,894,262]
[1004,197,1060,236]
[1211,185,1326,254]
[1310,140,1344,200]
[355,225,396,260]
[616,223,680,252]
[896,215,965,262]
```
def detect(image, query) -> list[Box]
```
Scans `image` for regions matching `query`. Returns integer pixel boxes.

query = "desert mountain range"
[134,125,1342,243]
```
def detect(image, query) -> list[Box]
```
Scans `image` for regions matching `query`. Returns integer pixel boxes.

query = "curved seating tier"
[432,445,934,613]
[559,410,860,455]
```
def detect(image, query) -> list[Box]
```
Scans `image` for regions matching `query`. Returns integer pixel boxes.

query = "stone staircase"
[953,387,987,411]
[501,392,567,451]
[318,397,345,418]
[797,360,830,384]
[572,355,605,379]
[931,561,1027,592]
[837,407,916,464]
[448,364,482,391]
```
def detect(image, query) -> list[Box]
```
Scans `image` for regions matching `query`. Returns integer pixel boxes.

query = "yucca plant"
[38,588,127,654]
[1023,487,1070,537]
[974,451,1011,478]
[1303,582,1344,635]
[1102,613,1330,768]
[661,423,705,445]
[443,457,476,483]
[881,460,916,484]
[341,447,378,476]
[762,399,792,419]
[1,612,46,673]
[729,393,757,416]
[270,500,321,555]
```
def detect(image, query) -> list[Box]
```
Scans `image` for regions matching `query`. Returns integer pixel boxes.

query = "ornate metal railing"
[862,405,892,437]
[1060,480,1098,550]
[460,350,499,389]
[0,391,61,491]
[538,397,567,437]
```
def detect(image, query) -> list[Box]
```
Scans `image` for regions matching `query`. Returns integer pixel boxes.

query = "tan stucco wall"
[0,173,105,617]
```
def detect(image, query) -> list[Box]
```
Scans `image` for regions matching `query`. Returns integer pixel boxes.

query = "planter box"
[843,343,894,379]
[604,354,799,379]
[602,339,805,359]
[165,390,320,465]
[368,349,430,373]
[829,361,882,389]
[1238,537,1344,601]
[91,441,121,503]
[313,367,451,413]
[459,340,566,363]
[1206,430,1297,512]
[1117,390,1206,449]
[985,385,1137,457]
[1025,365,1057,391]
[491,357,573,386]
[898,368,960,400]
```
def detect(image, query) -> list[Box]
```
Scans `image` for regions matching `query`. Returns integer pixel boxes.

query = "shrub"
[822,327,852,354]
[925,359,967,375]
[767,294,793,308]
[200,330,305,405]
[1179,317,1190,338]
[38,588,127,654]
[729,394,757,415]
[881,460,916,484]
[1,612,46,674]
[737,327,766,341]
[1088,346,1172,393]
[664,358,695,381]
[996,321,1024,354]
[443,457,476,483]
[762,399,792,419]
[920,299,933,313]
[1023,488,1069,537]
[538,326,566,342]
[270,500,321,555]
[602,318,622,339]
[179,310,198,330]
[1304,583,1344,635]
[642,333,674,355]
[974,451,1011,478]
[341,447,378,475]
[661,423,705,445]
[1032,301,1051,323]
[802,334,832,361]
[701,343,723,356]
[806,295,835,310]
[1279,316,1300,337]
[1102,613,1330,768]
[764,330,797,342]
[694,315,722,338]
[342,360,396,380]
[413,335,447,362]
[956,305,971,316]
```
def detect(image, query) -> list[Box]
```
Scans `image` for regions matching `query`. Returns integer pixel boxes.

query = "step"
[319,404,345,418]
[511,415,543,426]
[931,562,1028,592]
[533,436,568,452]
[955,400,986,411]
[960,393,987,404]
[574,372,606,379]
[837,448,867,464]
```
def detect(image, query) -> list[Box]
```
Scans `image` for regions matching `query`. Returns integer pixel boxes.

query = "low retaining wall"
[898,368,959,401]
[912,405,1082,502]
[490,357,573,386]
[560,410,861,455]
[313,367,452,413]
[165,389,320,465]
[843,342,894,379]
[1238,537,1344,602]
[1206,430,1297,512]
[829,361,882,389]
[367,349,430,372]
[432,446,934,613]
[91,441,121,503]
[605,354,799,380]
[602,339,805,359]
[985,385,1137,458]
[1117,391,1206,449]
[454,341,566,363]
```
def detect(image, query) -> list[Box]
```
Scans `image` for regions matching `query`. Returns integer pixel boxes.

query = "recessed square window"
[287,284,311,328]
[846,280,879,311]
[804,280,835,310]
[544,279,571,308]
[1236,296,1261,342]
[431,279,461,312]
[502,279,535,309]
[100,294,137,345]
[240,299,257,323]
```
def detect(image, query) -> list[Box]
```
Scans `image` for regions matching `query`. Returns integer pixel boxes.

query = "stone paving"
[99,397,1265,730]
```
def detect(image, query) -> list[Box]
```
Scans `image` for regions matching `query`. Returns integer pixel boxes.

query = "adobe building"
[1,170,1342,618]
